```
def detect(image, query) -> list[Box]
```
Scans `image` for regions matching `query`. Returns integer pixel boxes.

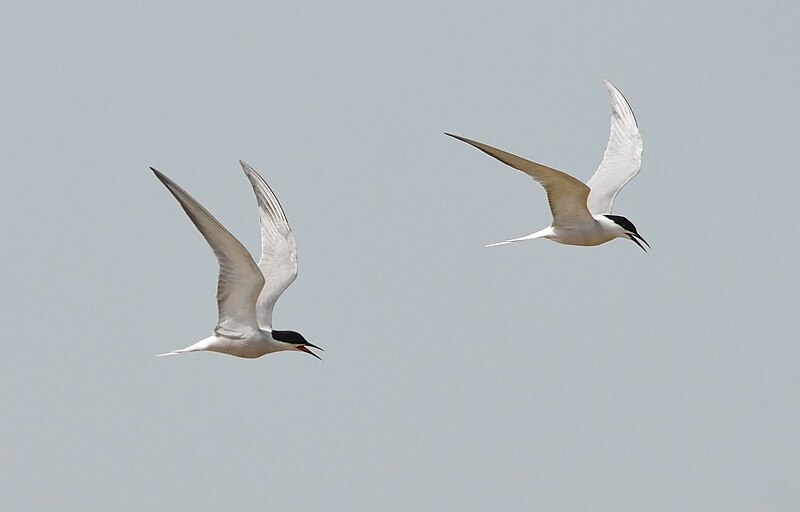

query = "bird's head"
[271,329,323,360]
[603,214,650,252]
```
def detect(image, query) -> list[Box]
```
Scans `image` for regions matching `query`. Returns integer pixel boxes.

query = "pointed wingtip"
[600,79,638,128]
[601,78,618,93]
[239,161,263,186]
[150,167,169,183]
[240,161,264,185]
[445,133,477,147]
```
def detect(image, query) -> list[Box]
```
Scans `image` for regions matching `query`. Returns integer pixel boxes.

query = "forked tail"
[485,228,552,248]
[156,351,183,357]
[156,337,214,357]
[155,345,202,357]
[485,239,521,248]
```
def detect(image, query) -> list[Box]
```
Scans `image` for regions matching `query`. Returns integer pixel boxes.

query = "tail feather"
[156,351,183,357]
[156,337,214,357]
[156,346,199,357]
[485,228,552,248]
[485,235,539,248]
[485,239,517,248]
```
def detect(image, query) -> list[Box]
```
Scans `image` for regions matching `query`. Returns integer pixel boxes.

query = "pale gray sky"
[2,1,799,510]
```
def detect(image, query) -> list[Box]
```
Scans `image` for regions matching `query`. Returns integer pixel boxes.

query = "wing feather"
[239,161,298,330]
[586,80,643,214]
[151,168,263,337]
[446,133,593,227]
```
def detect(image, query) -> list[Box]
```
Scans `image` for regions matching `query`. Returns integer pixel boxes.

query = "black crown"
[604,214,638,234]
[271,329,308,345]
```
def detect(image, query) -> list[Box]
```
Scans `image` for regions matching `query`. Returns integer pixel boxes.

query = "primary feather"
[445,133,593,227]
[586,79,643,214]
[240,161,298,330]
[151,168,264,338]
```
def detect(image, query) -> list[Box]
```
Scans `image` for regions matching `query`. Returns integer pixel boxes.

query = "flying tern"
[152,161,322,359]
[447,79,649,251]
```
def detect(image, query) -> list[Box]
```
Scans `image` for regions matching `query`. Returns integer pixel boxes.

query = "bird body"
[490,215,631,247]
[158,331,310,359]
[151,161,321,360]
[448,79,649,252]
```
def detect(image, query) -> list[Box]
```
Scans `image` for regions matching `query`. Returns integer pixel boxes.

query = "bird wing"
[239,161,298,330]
[446,133,593,227]
[586,80,643,214]
[151,168,264,338]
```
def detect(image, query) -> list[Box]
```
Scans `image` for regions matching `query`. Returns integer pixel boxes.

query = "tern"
[446,79,649,251]
[151,161,322,359]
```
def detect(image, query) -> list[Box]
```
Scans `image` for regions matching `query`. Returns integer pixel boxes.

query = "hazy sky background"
[2,1,799,510]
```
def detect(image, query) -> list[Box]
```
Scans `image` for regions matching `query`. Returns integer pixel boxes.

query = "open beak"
[296,344,323,360]
[628,233,650,252]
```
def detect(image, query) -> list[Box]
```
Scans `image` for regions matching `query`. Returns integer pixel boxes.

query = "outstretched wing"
[151,168,263,338]
[586,80,643,214]
[446,133,593,228]
[240,161,298,330]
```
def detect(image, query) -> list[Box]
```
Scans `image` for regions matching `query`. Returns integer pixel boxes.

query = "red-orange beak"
[296,344,322,360]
